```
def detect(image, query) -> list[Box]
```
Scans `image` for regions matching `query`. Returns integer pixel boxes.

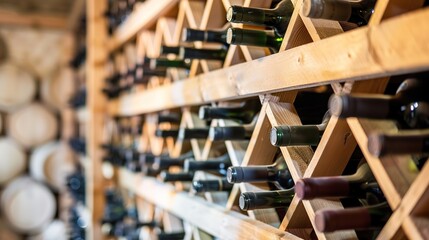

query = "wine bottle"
[226,0,294,36]
[158,112,181,124]
[302,0,376,26]
[198,99,260,124]
[192,178,234,192]
[315,202,391,232]
[155,129,179,138]
[209,126,253,141]
[152,156,187,170]
[271,112,330,147]
[368,129,429,157]
[182,28,228,45]
[134,67,167,84]
[160,171,195,182]
[147,58,192,70]
[226,28,283,53]
[139,152,156,166]
[227,155,294,189]
[157,231,186,240]
[178,47,227,61]
[178,128,210,139]
[239,189,294,210]
[329,78,429,128]
[160,45,181,55]
[295,163,381,200]
[183,154,231,176]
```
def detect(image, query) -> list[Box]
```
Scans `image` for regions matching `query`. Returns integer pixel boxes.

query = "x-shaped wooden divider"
[109,0,428,239]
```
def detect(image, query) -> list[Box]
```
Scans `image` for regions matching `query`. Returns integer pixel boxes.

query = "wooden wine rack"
[86,0,429,239]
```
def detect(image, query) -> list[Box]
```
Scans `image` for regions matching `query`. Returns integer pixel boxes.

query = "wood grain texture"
[118,169,301,240]
[108,8,429,116]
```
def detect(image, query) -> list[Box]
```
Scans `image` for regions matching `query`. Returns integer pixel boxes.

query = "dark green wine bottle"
[192,178,234,192]
[160,171,195,182]
[209,126,253,141]
[239,189,294,210]
[182,28,228,45]
[199,99,260,124]
[155,129,179,138]
[226,0,294,36]
[147,58,192,69]
[226,28,283,53]
[157,113,181,124]
[315,202,391,232]
[157,231,186,240]
[178,47,227,61]
[183,154,231,176]
[270,112,330,146]
[178,128,210,139]
[227,155,294,190]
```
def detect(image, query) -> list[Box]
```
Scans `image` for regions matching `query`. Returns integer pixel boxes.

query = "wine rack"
[86,0,429,239]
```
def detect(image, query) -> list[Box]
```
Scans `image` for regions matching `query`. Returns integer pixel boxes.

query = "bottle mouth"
[302,0,323,18]
[192,180,204,192]
[239,193,251,210]
[226,6,237,22]
[328,94,345,117]
[367,133,385,157]
[227,166,243,183]
[270,126,291,146]
[226,28,235,44]
[198,106,209,120]
[294,179,311,199]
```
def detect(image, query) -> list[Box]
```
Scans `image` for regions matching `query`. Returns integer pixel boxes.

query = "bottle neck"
[192,178,233,192]
[157,232,186,240]
[295,163,374,199]
[227,2,294,35]
[227,28,282,53]
[152,157,186,170]
[155,129,179,138]
[178,128,210,139]
[179,47,227,61]
[199,105,257,124]
[160,172,194,182]
[368,129,429,157]
[184,159,231,172]
[270,125,324,146]
[149,58,191,69]
[227,159,294,189]
[158,113,181,124]
[209,126,253,141]
[315,202,391,232]
[239,189,295,210]
[183,28,228,45]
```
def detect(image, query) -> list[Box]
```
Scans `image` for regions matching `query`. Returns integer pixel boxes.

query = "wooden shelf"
[107,7,429,116]
[86,0,429,239]
[108,0,179,52]
[118,168,301,240]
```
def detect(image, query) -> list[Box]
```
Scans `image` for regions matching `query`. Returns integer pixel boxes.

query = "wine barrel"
[0,218,22,240]
[0,62,36,112]
[7,103,58,149]
[0,138,26,185]
[1,176,56,234]
[27,220,67,240]
[30,142,77,191]
[41,67,76,111]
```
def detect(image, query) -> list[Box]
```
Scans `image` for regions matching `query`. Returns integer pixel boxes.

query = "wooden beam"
[118,169,302,240]
[0,9,67,29]
[108,0,179,52]
[108,8,429,116]
[67,0,85,31]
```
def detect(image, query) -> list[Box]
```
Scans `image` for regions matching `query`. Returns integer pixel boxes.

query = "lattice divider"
[101,0,429,238]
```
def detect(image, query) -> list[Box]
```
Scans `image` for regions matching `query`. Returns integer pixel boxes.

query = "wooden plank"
[67,0,85,31]
[0,9,68,29]
[86,0,107,239]
[108,0,179,52]
[118,169,301,240]
[108,8,429,116]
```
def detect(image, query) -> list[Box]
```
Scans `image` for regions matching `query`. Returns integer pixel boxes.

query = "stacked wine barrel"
[0,31,77,239]
[88,0,429,239]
